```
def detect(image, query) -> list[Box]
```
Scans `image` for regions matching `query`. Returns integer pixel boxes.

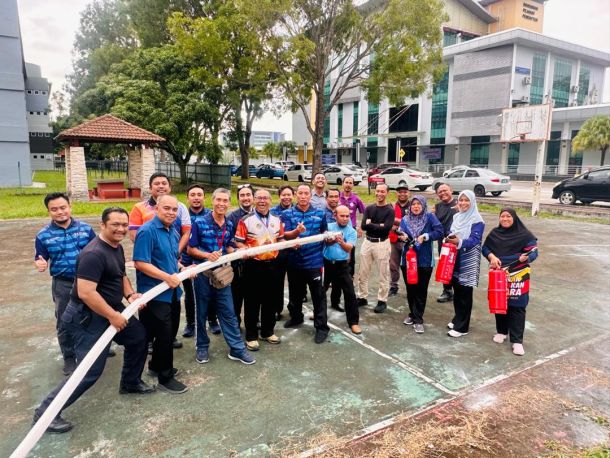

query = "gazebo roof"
[56,114,165,145]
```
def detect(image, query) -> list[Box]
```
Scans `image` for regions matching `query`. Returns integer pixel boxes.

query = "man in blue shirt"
[133,195,188,394]
[324,206,361,335]
[34,192,96,376]
[271,185,295,320]
[281,184,330,344]
[188,188,255,366]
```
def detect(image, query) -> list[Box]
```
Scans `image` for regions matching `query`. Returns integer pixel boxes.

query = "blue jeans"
[194,274,245,353]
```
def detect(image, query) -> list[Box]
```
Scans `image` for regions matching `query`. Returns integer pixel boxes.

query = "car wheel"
[474,185,486,197]
[417,186,429,192]
[283,175,288,181]
[398,180,407,187]
[491,191,502,197]
[336,178,342,185]
[559,190,576,205]
[298,175,304,182]
[256,173,262,179]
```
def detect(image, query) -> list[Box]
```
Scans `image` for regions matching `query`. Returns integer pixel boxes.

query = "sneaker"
[512,343,525,356]
[209,321,221,334]
[228,350,256,365]
[437,291,453,303]
[403,316,414,326]
[32,411,73,434]
[172,339,183,349]
[119,380,156,394]
[62,357,77,376]
[158,377,188,394]
[284,317,304,328]
[447,329,468,338]
[314,329,329,344]
[447,322,454,330]
[493,333,508,344]
[356,298,368,307]
[246,340,259,351]
[147,367,179,378]
[196,348,209,364]
[182,323,195,338]
[374,301,387,313]
[414,323,425,333]
[261,335,281,344]
[389,287,399,297]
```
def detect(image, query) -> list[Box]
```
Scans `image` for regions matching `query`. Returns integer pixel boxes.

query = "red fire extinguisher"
[488,268,508,314]
[405,244,418,284]
[435,241,457,284]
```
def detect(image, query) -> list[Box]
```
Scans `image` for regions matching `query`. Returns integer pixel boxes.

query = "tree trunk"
[312,85,326,176]
[178,161,188,184]
[601,145,608,166]
[234,105,250,180]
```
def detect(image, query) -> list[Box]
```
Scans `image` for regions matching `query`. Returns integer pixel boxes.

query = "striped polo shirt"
[181,207,211,265]
[189,212,235,262]
[34,218,96,279]
[235,211,284,261]
[280,204,328,269]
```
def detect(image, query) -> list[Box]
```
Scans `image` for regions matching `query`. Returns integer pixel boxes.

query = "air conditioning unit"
[520,96,530,103]
[522,76,532,85]
[571,85,579,93]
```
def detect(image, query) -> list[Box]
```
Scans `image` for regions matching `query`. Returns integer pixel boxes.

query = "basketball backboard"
[500,103,552,143]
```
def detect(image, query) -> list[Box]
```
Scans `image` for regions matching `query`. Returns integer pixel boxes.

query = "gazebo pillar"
[128,146,156,199]
[65,144,89,202]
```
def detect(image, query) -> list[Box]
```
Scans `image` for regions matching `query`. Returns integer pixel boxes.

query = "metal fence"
[155,162,232,188]
[54,160,128,178]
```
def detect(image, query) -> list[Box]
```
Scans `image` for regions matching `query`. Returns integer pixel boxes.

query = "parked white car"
[369,167,434,191]
[274,161,295,170]
[283,164,313,182]
[432,167,511,197]
[324,165,363,185]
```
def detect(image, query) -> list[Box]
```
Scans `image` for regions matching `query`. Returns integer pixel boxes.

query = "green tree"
[262,142,281,162]
[169,2,276,179]
[572,115,610,166]
[278,140,297,160]
[249,0,446,174]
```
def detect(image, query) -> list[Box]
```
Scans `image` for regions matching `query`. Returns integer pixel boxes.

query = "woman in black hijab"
[482,208,538,356]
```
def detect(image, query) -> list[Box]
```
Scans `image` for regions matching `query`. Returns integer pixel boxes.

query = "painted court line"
[299,331,610,458]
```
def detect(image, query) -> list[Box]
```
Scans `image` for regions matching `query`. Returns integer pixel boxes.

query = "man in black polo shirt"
[433,183,458,302]
[355,183,395,313]
[32,207,152,434]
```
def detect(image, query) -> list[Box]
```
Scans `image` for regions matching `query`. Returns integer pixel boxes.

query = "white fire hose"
[11,231,338,458]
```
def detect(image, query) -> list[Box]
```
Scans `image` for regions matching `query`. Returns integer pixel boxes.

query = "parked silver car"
[432,167,511,197]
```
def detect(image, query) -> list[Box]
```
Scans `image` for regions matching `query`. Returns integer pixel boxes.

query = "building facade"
[249,130,286,149]
[301,0,610,176]
[25,63,53,171]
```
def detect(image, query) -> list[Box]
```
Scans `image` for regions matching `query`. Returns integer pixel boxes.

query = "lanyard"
[216,225,227,250]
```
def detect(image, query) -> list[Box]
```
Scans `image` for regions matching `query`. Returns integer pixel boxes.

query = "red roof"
[56,114,165,144]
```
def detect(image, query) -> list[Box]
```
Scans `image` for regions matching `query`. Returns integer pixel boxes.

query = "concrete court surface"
[0,214,609,457]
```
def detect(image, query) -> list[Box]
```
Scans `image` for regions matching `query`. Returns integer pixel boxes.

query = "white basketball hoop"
[500,104,552,143]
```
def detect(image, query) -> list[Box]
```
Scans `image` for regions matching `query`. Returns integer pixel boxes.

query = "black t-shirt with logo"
[70,237,126,311]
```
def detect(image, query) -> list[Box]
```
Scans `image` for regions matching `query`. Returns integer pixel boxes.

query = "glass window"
[530,52,547,105]
[546,131,561,167]
[323,80,331,145]
[577,65,590,105]
[508,143,520,172]
[552,58,572,108]
[443,30,458,47]
[367,103,379,147]
[465,170,479,177]
[470,136,490,166]
[587,170,607,180]
[352,101,359,145]
[448,170,465,178]
[569,130,582,167]
[337,104,343,142]
[431,70,449,139]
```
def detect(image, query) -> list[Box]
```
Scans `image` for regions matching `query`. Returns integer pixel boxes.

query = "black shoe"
[32,411,73,434]
[147,342,153,355]
[389,287,399,297]
[172,339,183,349]
[437,291,453,303]
[147,367,179,378]
[158,378,188,394]
[331,304,345,312]
[62,358,76,376]
[284,317,304,328]
[374,301,387,313]
[356,298,368,307]
[182,323,195,338]
[107,346,116,357]
[209,321,221,334]
[314,329,329,344]
[119,381,156,394]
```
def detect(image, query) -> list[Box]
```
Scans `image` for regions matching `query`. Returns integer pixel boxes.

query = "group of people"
[31,171,538,433]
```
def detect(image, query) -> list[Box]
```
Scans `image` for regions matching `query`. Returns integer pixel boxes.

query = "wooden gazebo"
[56,114,165,201]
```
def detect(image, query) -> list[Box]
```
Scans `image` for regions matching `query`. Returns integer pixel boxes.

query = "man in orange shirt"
[234,188,285,351]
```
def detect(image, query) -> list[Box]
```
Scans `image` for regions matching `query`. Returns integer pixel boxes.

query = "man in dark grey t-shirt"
[433,184,457,302]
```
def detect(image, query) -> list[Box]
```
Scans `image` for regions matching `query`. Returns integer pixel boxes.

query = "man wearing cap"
[389,185,410,296]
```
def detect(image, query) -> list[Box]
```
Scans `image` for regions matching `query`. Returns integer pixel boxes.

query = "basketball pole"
[532,139,546,216]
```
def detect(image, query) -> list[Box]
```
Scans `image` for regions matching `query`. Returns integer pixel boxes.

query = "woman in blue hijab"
[397,195,443,333]
[445,190,485,338]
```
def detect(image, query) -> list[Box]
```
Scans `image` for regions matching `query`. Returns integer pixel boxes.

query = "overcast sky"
[16,0,610,135]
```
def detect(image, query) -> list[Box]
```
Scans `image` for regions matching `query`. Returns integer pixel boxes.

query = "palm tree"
[572,115,610,166]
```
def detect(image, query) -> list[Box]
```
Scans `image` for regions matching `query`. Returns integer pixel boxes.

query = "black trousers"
[495,306,526,343]
[183,277,217,326]
[329,245,356,307]
[400,266,433,324]
[243,259,282,340]
[324,260,359,326]
[231,261,246,324]
[348,245,356,277]
[51,276,75,360]
[287,267,329,332]
[36,304,147,416]
[139,299,176,383]
[451,280,473,333]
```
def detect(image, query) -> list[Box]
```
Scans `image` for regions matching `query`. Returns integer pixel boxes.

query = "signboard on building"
[321,154,337,165]
[421,148,442,160]
[515,66,531,75]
